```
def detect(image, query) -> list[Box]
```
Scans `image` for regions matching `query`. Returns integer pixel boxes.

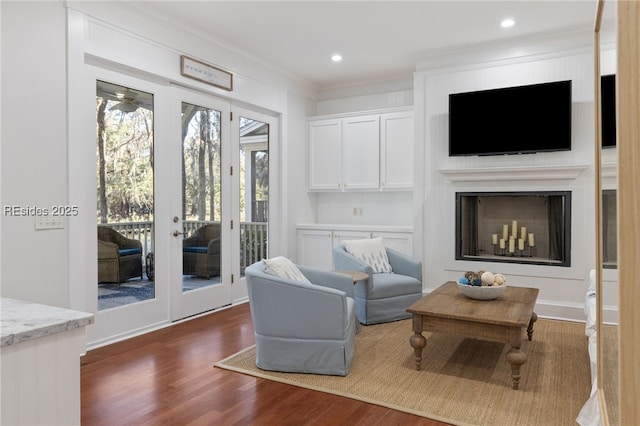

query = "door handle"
[173,230,187,237]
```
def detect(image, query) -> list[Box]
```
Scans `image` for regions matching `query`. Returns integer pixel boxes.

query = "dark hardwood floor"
[81,302,450,425]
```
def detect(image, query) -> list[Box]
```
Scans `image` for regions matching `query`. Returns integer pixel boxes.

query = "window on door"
[96,81,155,310]
[180,102,223,289]
[239,116,269,273]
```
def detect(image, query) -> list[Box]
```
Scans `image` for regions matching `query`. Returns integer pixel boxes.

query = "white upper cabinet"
[380,111,414,189]
[308,119,343,190]
[342,115,380,190]
[308,108,413,191]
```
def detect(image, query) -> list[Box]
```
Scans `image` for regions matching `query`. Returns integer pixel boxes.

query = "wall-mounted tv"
[449,80,572,156]
[601,74,616,148]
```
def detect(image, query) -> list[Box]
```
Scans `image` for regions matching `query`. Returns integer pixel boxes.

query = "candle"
[512,220,518,238]
[508,237,515,253]
[492,234,498,245]
[528,232,535,247]
[521,226,527,241]
[502,224,509,240]
[518,238,525,250]
[499,238,505,249]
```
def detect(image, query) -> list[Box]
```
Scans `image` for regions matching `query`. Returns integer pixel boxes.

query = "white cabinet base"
[297,225,413,270]
[1,327,86,425]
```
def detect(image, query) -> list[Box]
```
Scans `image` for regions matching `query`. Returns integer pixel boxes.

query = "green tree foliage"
[182,107,221,222]
[96,98,154,223]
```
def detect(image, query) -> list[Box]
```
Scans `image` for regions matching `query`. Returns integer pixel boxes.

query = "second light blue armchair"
[245,260,357,376]
[333,243,423,325]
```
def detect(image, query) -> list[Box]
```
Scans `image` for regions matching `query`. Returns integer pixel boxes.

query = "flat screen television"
[449,80,572,156]
[601,74,616,148]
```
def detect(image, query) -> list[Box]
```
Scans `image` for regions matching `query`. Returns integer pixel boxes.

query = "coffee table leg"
[527,312,538,341]
[409,314,426,371]
[506,343,527,390]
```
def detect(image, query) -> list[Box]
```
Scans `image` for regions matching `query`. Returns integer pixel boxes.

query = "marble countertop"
[1,298,94,347]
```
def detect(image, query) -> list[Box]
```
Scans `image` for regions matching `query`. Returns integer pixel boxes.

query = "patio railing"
[106,220,268,270]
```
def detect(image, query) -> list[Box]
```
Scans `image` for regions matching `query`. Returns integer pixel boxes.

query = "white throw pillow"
[343,237,392,273]
[263,256,311,284]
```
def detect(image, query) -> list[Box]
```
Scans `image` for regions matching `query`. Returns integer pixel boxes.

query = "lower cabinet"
[296,225,413,271]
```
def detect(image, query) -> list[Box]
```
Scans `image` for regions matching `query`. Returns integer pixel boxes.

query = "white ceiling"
[131,1,600,89]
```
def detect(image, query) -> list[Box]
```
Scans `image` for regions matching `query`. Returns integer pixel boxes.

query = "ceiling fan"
[97,81,151,113]
[109,90,140,113]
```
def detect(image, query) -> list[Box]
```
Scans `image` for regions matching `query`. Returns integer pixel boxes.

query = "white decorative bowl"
[457,280,507,300]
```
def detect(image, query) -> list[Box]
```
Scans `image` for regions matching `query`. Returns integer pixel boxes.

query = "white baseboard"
[86,300,250,350]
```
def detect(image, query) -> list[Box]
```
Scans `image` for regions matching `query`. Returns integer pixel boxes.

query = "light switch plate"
[35,216,65,230]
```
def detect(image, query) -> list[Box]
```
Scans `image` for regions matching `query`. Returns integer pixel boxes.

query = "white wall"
[1,1,70,307]
[414,33,619,321]
[316,76,413,116]
[284,91,317,257]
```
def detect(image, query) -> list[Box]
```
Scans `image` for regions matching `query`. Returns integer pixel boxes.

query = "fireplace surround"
[455,191,571,267]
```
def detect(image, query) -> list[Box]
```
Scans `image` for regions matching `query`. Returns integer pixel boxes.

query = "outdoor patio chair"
[183,223,221,279]
[97,226,143,283]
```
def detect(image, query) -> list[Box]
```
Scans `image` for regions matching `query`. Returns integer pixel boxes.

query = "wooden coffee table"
[406,281,539,390]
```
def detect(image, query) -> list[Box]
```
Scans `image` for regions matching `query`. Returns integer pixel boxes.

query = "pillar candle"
[521,226,527,240]
[502,224,509,240]
[518,238,525,250]
[499,238,505,249]
[508,237,515,253]
[528,232,535,247]
[512,220,518,238]
[492,234,498,245]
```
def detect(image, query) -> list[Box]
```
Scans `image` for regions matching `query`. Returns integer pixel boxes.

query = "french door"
[91,70,170,344]
[168,91,277,319]
[90,69,276,343]
[230,106,276,297]
[169,87,233,321]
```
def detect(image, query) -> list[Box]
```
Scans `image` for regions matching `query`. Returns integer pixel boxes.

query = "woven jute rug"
[215,318,591,426]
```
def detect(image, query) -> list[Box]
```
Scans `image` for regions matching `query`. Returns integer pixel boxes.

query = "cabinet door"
[332,230,371,247]
[380,112,413,189]
[308,119,342,190]
[342,115,380,190]
[296,229,334,270]
[371,231,413,256]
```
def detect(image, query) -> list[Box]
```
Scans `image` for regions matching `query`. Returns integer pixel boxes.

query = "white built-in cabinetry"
[296,224,413,271]
[307,108,413,191]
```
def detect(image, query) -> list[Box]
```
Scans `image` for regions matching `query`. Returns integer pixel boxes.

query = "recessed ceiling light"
[331,54,343,62]
[501,18,515,28]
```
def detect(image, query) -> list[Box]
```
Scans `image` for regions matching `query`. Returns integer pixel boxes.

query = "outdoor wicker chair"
[183,223,221,279]
[97,226,143,283]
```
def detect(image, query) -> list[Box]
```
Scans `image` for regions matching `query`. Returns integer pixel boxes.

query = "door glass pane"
[181,102,222,291]
[239,117,269,274]
[96,81,154,310]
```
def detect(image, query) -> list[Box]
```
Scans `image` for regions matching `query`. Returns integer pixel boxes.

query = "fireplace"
[455,191,571,266]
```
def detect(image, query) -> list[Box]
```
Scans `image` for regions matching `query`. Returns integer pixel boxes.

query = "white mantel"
[437,164,589,182]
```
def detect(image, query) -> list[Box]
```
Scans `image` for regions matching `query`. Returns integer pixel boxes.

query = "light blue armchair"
[333,244,423,325]
[245,261,357,376]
